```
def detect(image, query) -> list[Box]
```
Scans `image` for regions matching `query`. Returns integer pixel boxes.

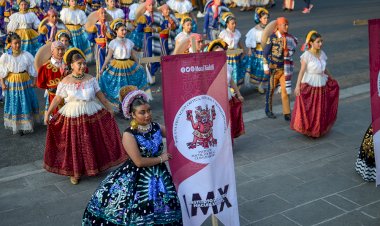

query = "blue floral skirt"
[245,48,268,84]
[15,28,41,56]
[128,30,144,51]
[82,159,183,225]
[99,59,150,107]
[66,24,92,60]
[227,53,244,86]
[3,72,39,134]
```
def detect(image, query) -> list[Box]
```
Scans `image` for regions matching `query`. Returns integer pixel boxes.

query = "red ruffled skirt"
[230,96,245,139]
[43,107,127,178]
[291,78,339,138]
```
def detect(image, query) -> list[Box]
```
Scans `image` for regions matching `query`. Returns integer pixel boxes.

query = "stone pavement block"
[277,174,361,205]
[287,161,342,182]
[0,205,45,226]
[283,199,344,225]
[260,127,298,141]
[323,194,361,211]
[251,214,299,226]
[239,155,303,179]
[359,200,380,218]
[54,172,110,195]
[239,194,293,222]
[235,169,251,186]
[48,209,84,226]
[238,174,304,201]
[239,215,250,226]
[338,183,380,206]
[238,142,290,162]
[0,185,65,212]
[283,142,344,164]
[38,190,92,218]
[317,210,380,226]
[0,163,39,180]
[24,171,67,188]
[233,153,253,168]
[0,177,29,198]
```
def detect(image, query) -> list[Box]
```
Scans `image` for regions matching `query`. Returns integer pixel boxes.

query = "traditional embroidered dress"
[174,30,190,42]
[159,13,178,55]
[7,11,41,56]
[106,7,125,20]
[87,21,112,77]
[167,0,196,34]
[43,77,127,178]
[129,11,162,76]
[245,24,268,86]
[36,57,66,114]
[38,21,66,44]
[99,37,150,108]
[227,65,244,139]
[60,7,92,59]
[355,125,377,182]
[0,0,18,32]
[82,122,183,225]
[219,28,244,86]
[0,50,40,134]
[290,50,339,137]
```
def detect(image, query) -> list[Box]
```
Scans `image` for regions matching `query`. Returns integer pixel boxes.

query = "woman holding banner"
[82,85,183,225]
[290,31,339,138]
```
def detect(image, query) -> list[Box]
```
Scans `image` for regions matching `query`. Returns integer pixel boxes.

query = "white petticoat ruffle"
[167,0,193,14]
[58,100,104,117]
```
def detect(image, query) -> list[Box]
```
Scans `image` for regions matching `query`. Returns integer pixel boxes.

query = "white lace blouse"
[7,12,40,32]
[106,8,125,20]
[108,38,134,59]
[300,50,328,87]
[245,26,263,49]
[60,8,87,25]
[219,28,241,50]
[56,77,100,102]
[0,51,37,78]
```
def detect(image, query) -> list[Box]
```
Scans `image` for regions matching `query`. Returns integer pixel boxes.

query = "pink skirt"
[291,78,339,138]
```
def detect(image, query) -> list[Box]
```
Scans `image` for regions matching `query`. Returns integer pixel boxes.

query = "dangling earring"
[130,119,138,130]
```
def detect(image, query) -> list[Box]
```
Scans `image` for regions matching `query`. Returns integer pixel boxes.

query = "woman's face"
[260,14,269,26]
[59,36,70,48]
[19,1,28,11]
[11,39,21,51]
[116,26,127,38]
[146,3,153,12]
[107,0,115,8]
[311,37,323,50]
[69,0,77,7]
[71,58,87,74]
[227,19,236,31]
[132,103,152,126]
[183,21,192,33]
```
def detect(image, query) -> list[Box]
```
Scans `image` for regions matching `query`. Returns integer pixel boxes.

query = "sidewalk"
[1,86,380,226]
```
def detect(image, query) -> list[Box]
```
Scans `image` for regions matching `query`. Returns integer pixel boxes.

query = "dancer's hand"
[1,83,7,90]
[294,85,301,96]
[160,152,172,162]
[44,112,50,125]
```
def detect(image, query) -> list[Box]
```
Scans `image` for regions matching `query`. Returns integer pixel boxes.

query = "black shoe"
[284,114,291,121]
[266,111,276,119]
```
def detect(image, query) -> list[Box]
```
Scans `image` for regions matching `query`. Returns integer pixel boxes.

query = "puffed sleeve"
[0,54,9,78]
[55,82,68,98]
[218,30,226,40]
[108,40,116,51]
[321,51,328,61]
[79,10,87,25]
[245,28,256,49]
[92,77,100,93]
[7,13,18,32]
[32,13,41,30]
[25,52,37,77]
[300,51,310,63]
[127,38,134,50]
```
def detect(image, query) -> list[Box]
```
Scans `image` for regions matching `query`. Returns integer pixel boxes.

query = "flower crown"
[121,87,150,119]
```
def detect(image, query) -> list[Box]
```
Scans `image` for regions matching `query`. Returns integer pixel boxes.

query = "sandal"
[70,177,79,185]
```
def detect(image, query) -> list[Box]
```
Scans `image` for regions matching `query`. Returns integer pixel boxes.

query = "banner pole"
[211,214,219,226]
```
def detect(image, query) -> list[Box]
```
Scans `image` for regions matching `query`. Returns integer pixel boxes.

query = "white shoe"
[197,11,205,18]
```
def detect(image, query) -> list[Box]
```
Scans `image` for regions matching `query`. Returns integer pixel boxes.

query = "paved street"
[1,0,380,225]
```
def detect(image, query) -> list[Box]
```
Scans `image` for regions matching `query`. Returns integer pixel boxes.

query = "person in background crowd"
[43,48,127,185]
[263,17,297,121]
[6,0,41,56]
[219,12,245,86]
[99,19,151,109]
[302,0,313,14]
[36,41,67,115]
[291,30,339,137]
[245,7,270,94]
[0,32,39,135]
[38,9,66,44]
[105,0,125,19]
[82,85,183,225]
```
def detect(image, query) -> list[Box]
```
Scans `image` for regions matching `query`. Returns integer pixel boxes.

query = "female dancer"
[99,19,150,109]
[56,30,73,49]
[38,8,66,44]
[355,125,376,182]
[43,48,127,185]
[245,7,269,94]
[175,16,192,44]
[60,0,92,59]
[291,31,339,137]
[82,85,183,225]
[6,0,41,56]
[0,33,39,135]
[219,12,245,86]
[105,0,125,20]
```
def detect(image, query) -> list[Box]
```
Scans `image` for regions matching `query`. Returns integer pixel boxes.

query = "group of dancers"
[0,0,376,225]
